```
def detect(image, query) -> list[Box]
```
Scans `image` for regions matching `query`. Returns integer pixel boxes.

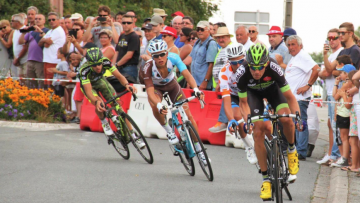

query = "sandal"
[341,166,351,171]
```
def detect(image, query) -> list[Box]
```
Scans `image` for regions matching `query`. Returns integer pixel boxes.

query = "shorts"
[247,83,288,118]
[17,62,27,76]
[153,79,186,103]
[44,63,56,85]
[54,85,65,97]
[230,94,240,108]
[74,82,84,102]
[336,115,350,129]
[80,77,116,103]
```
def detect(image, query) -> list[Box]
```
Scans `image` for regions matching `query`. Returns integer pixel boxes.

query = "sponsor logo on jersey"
[103,60,111,66]
[270,62,283,76]
[81,67,90,76]
[249,79,254,83]
[235,66,246,81]
[263,76,272,81]
[82,76,86,80]
[254,109,259,113]
[143,63,151,73]
[248,83,256,87]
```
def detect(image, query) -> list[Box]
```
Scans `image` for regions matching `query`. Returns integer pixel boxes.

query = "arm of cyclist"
[111,68,137,94]
[82,83,106,112]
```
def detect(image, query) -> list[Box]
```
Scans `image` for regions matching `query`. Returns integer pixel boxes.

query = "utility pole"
[284,0,293,29]
[49,0,63,17]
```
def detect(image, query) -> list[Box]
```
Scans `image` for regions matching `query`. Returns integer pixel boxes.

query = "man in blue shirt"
[184,21,218,90]
[267,26,291,71]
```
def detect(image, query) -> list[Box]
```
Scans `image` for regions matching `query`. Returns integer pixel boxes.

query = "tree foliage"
[0,0,50,20]
[310,52,324,64]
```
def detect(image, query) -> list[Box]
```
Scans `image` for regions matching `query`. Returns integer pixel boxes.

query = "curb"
[327,167,349,203]
[0,121,79,130]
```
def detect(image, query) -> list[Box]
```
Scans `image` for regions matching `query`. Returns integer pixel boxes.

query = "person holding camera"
[62,22,84,55]
[82,5,120,48]
[18,14,49,89]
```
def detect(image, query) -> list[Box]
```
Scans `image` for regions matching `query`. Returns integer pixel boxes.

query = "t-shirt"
[91,25,121,48]
[338,44,360,70]
[43,26,66,64]
[12,26,28,65]
[243,39,254,51]
[322,47,343,95]
[285,49,317,101]
[174,36,184,48]
[52,61,69,86]
[219,62,240,97]
[115,31,140,67]
[69,41,84,53]
[25,28,50,62]
[212,42,233,88]
[269,40,292,67]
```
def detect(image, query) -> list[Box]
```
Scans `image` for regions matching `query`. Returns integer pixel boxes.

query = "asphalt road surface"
[0,127,326,203]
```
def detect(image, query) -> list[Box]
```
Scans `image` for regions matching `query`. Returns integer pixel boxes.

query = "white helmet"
[226,42,245,59]
[148,39,168,54]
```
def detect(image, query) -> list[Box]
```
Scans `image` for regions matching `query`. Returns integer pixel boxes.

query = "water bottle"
[111,115,121,130]
[179,126,186,141]
[335,127,342,146]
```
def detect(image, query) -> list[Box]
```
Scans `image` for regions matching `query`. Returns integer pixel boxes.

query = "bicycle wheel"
[272,138,283,203]
[186,121,214,181]
[121,112,154,164]
[279,146,292,201]
[111,131,130,160]
[177,140,195,176]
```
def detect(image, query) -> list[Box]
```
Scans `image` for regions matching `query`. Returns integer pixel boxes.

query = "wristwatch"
[307,83,312,87]
[204,78,209,82]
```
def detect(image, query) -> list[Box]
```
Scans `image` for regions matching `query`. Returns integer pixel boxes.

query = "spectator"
[283,27,297,43]
[12,14,28,81]
[84,16,94,31]
[152,8,168,24]
[179,27,193,60]
[331,64,356,167]
[209,26,235,133]
[338,23,360,69]
[140,24,155,67]
[113,14,140,81]
[161,26,179,54]
[27,6,38,26]
[0,20,15,76]
[67,52,82,124]
[59,18,65,27]
[39,12,66,87]
[19,13,28,27]
[70,13,83,24]
[307,101,320,157]
[64,15,73,31]
[209,22,215,36]
[62,22,85,54]
[317,28,343,165]
[126,10,138,29]
[99,29,115,60]
[171,11,184,18]
[142,17,151,27]
[135,30,145,77]
[182,16,194,29]
[235,25,254,51]
[213,22,226,35]
[249,25,264,45]
[184,21,218,90]
[19,13,49,89]
[149,15,164,40]
[285,35,320,160]
[189,30,198,46]
[172,16,184,48]
[83,5,120,48]
[267,26,291,70]
[50,47,69,105]
[115,11,126,24]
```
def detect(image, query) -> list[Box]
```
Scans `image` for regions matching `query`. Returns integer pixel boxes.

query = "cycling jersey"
[219,61,241,98]
[141,52,187,87]
[79,57,117,85]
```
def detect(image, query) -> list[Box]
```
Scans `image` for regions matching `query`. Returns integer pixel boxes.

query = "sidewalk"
[311,105,360,203]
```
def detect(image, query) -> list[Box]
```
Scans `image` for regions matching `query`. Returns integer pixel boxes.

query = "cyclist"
[79,47,145,149]
[235,43,303,200]
[218,42,257,164]
[139,39,207,164]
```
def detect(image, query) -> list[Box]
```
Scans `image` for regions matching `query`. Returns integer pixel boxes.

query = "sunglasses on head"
[122,21,132,25]
[338,31,349,36]
[196,28,206,32]
[327,36,339,41]
[249,64,266,71]
[48,19,56,22]
[152,52,167,58]
[230,59,244,65]
[249,30,256,33]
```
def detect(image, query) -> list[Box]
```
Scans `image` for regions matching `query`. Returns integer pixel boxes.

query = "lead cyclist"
[236,43,304,200]
[139,39,208,164]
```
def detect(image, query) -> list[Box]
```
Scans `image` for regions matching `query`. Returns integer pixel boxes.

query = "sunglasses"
[152,52,167,58]
[11,20,19,22]
[48,19,56,22]
[249,64,266,71]
[249,30,256,33]
[327,36,339,41]
[162,35,170,38]
[122,22,132,25]
[230,59,244,65]
[338,31,349,36]
[72,29,80,32]
[190,37,198,40]
[196,28,206,32]
[99,15,108,17]
[0,26,6,30]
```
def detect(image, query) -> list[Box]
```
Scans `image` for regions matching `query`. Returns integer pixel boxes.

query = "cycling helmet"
[246,43,269,66]
[86,47,103,65]
[148,39,168,54]
[226,42,245,59]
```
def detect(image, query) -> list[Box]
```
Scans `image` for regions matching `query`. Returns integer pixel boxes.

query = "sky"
[208,0,360,54]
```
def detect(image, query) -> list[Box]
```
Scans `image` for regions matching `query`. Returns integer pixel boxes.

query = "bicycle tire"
[186,121,214,181]
[121,112,154,164]
[279,146,292,201]
[177,140,195,176]
[272,138,283,203]
[111,131,130,160]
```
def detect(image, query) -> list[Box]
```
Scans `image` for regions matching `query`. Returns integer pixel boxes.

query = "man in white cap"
[149,15,164,40]
[209,26,234,132]
[70,13,83,24]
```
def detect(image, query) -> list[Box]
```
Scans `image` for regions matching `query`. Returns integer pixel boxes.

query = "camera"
[19,26,35,33]
[98,17,107,22]
[68,29,77,39]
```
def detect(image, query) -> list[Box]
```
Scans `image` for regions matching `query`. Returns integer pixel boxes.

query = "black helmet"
[86,47,103,65]
[246,43,269,66]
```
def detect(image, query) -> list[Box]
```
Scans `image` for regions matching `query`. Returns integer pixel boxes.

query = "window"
[234,11,270,35]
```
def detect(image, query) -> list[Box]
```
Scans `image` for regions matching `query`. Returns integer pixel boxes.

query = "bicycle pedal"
[173,151,179,156]
[262,198,272,202]
[107,138,114,145]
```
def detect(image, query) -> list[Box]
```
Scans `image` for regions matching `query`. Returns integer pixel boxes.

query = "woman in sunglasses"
[179,27,193,60]
[189,31,198,47]
[218,42,258,165]
[160,26,179,55]
[0,20,15,76]
[63,22,85,55]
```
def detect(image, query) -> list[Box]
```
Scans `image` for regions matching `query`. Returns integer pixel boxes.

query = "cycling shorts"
[80,76,118,103]
[230,95,240,108]
[153,78,186,103]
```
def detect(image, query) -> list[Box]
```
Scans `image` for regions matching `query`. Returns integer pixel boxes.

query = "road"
[0,126,327,203]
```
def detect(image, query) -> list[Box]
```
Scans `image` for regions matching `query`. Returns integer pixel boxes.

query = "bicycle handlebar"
[103,87,137,106]
[246,112,301,126]
[162,92,205,110]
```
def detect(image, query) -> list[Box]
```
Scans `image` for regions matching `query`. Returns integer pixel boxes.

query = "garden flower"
[27,110,31,115]
[8,111,12,116]
[0,108,3,112]
[13,109,18,113]
[20,113,24,117]
[4,104,8,108]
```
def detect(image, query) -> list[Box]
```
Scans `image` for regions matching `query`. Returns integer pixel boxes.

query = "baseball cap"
[284,28,297,37]
[153,8,167,17]
[82,42,97,49]
[141,24,153,30]
[160,26,177,38]
[197,21,210,29]
[171,11,184,17]
[70,13,83,20]
[150,15,164,25]
[143,17,151,23]
[337,64,356,73]
[267,26,283,36]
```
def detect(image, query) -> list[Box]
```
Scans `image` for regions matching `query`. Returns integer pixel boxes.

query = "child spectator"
[50,48,69,106]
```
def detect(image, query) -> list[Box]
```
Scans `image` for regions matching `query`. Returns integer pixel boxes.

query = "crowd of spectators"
[1,5,360,170]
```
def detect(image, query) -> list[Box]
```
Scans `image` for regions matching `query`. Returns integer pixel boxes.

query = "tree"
[0,0,50,21]
[310,52,323,64]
